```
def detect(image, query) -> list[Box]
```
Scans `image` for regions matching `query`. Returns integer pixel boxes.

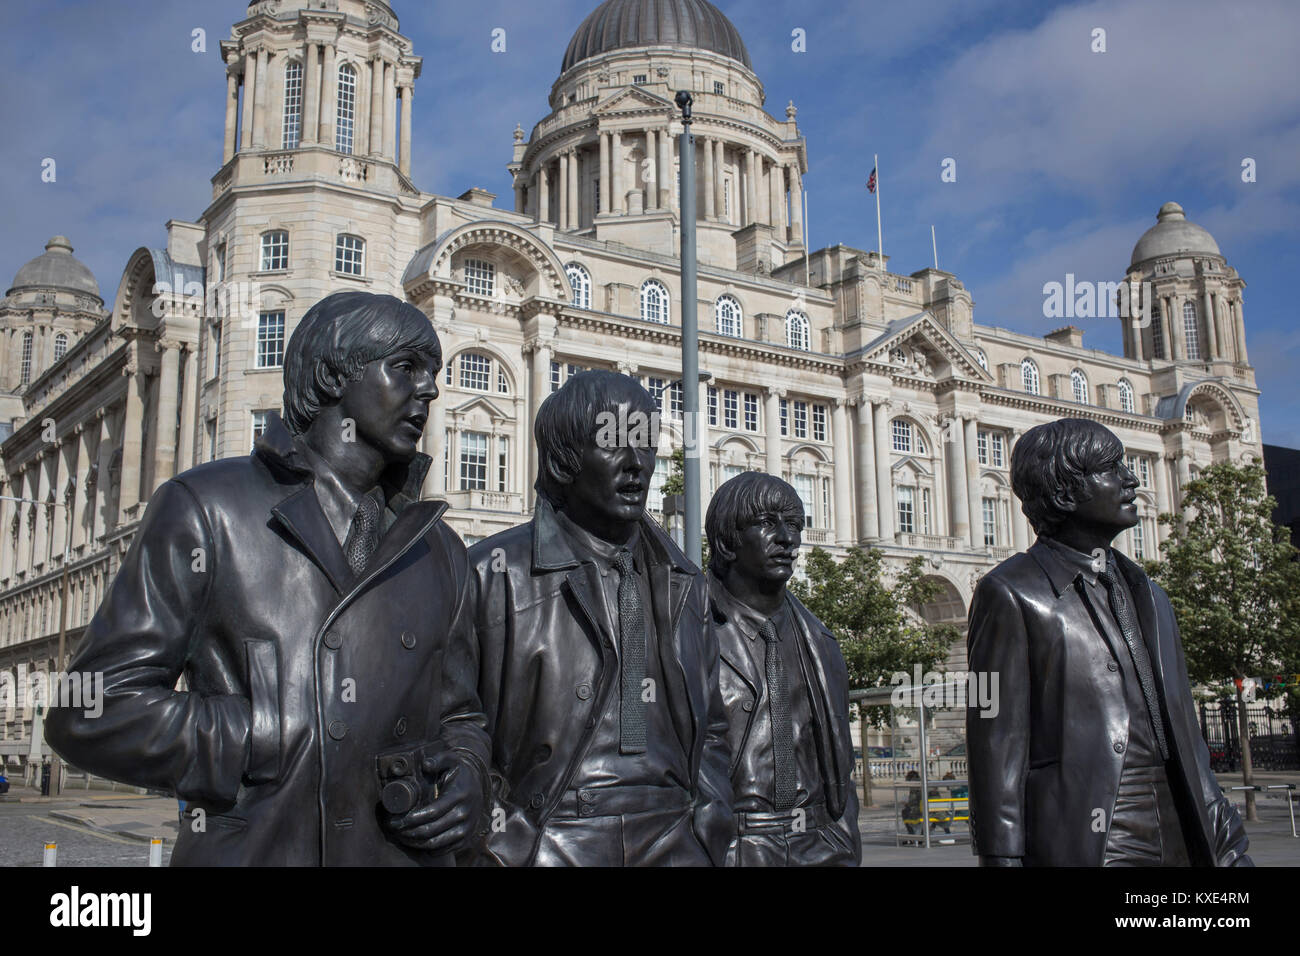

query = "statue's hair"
[705,471,804,576]
[533,369,658,502]
[281,292,440,434]
[1010,417,1126,537]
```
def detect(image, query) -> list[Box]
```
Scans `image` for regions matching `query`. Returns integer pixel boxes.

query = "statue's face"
[337,348,439,465]
[1063,457,1140,535]
[729,508,803,588]
[565,400,656,539]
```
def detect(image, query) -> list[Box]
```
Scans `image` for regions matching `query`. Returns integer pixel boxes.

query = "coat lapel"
[271,486,352,594]
[787,594,850,818]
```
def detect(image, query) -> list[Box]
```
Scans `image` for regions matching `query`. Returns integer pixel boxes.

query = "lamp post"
[675,89,701,567]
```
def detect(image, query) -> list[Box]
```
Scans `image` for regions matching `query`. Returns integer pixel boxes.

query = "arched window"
[975,348,989,371]
[1021,358,1040,395]
[1070,369,1088,404]
[1183,300,1201,359]
[53,333,68,363]
[640,279,669,324]
[1118,379,1135,414]
[1150,302,1165,359]
[334,234,365,276]
[565,263,591,309]
[785,310,810,351]
[336,63,357,154]
[282,60,303,149]
[260,230,289,271]
[19,331,33,385]
[451,351,511,394]
[715,295,742,337]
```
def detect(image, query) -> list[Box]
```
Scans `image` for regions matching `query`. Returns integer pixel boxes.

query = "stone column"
[872,400,893,540]
[302,42,320,146]
[757,157,770,225]
[0,488,13,583]
[1169,295,1185,359]
[659,127,672,212]
[714,140,726,221]
[568,148,579,227]
[745,149,757,226]
[429,402,446,496]
[51,442,71,562]
[788,164,803,244]
[514,176,526,214]
[368,58,385,158]
[1233,299,1248,364]
[964,417,982,549]
[647,129,659,210]
[537,163,550,223]
[1176,452,1192,512]
[701,135,715,219]
[91,412,111,543]
[1212,293,1229,362]
[1154,452,1172,545]
[177,347,197,472]
[320,43,337,149]
[598,132,610,214]
[356,56,372,155]
[855,399,878,540]
[831,399,853,545]
[152,343,180,493]
[769,161,785,235]
[611,131,623,214]
[764,387,782,476]
[119,368,146,516]
[252,47,270,149]
[224,60,240,162]
[400,85,413,175]
[558,152,569,230]
[34,458,51,569]
[383,62,397,160]
[1010,429,1029,552]
[946,415,970,544]
[528,340,554,509]
[1202,289,1218,357]
[17,469,34,575]
[240,50,257,150]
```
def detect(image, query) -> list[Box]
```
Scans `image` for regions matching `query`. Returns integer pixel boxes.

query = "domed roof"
[1130,202,1221,267]
[562,0,752,74]
[7,236,101,299]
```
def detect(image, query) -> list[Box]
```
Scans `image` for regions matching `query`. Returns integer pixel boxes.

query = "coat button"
[576,683,593,700]
[394,717,408,738]
[529,792,545,809]
[323,631,342,649]
[1107,661,1119,672]
[1113,741,1125,753]
[329,720,348,740]
[401,631,417,649]
[742,700,754,712]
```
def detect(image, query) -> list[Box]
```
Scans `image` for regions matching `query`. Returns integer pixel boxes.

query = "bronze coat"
[44,416,490,866]
[966,541,1251,866]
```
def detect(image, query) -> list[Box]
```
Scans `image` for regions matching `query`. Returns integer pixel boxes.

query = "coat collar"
[530,493,694,577]
[1029,537,1101,598]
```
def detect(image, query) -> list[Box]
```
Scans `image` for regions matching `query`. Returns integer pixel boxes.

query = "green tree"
[657,447,708,568]
[790,547,958,805]
[1148,461,1300,821]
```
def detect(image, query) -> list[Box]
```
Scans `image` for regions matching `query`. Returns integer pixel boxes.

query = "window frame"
[255,310,286,369]
[334,233,366,277]
[259,230,289,272]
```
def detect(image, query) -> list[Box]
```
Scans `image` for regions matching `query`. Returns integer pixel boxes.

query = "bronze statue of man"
[46,291,491,865]
[464,370,733,866]
[967,417,1251,866]
[706,472,860,866]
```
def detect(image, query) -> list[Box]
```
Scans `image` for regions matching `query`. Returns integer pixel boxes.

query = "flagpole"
[874,153,883,272]
[931,224,939,270]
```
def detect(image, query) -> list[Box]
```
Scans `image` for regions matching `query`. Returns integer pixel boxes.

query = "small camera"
[376,744,440,815]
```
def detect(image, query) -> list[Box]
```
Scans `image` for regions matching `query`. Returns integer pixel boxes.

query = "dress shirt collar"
[710,574,792,641]
[552,504,644,573]
[1039,534,1111,588]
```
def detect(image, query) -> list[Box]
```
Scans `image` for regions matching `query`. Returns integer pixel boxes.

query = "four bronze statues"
[45,292,1251,867]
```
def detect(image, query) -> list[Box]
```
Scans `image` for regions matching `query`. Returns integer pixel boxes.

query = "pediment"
[860,312,992,382]
[450,396,511,422]
[594,85,676,118]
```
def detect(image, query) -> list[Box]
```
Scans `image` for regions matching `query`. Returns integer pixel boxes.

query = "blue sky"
[2,0,1297,444]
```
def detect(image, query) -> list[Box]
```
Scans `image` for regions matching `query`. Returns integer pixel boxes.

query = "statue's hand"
[382,748,486,854]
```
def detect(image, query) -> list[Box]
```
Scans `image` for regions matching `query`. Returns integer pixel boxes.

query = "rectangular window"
[336,65,356,154]
[567,363,584,380]
[497,437,509,493]
[216,242,227,283]
[648,456,671,512]
[335,235,365,276]
[977,430,989,465]
[779,398,788,436]
[723,465,745,485]
[460,353,491,391]
[1151,311,1166,359]
[256,311,285,368]
[465,258,495,296]
[723,390,739,430]
[460,432,488,491]
[1133,520,1146,560]
[821,477,832,531]
[707,386,717,426]
[282,61,303,149]
[793,401,807,439]
[892,419,911,453]
[991,433,1005,468]
[897,486,915,534]
[210,320,222,378]
[551,361,561,392]
[260,231,289,271]
[633,73,647,85]
[922,488,933,535]
[251,410,269,451]
[793,474,815,527]
[206,418,218,462]
[1184,310,1202,360]
[724,177,732,220]
[498,368,508,393]
[812,404,827,442]
[648,376,665,410]
[669,381,683,421]
[714,80,725,95]
[983,497,997,546]
[744,393,759,432]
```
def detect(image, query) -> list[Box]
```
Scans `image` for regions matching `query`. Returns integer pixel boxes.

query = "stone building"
[0,0,1262,765]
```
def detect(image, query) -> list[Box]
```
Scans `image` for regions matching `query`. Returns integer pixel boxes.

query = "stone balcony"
[441,490,523,514]
[211,146,420,202]
[895,532,967,552]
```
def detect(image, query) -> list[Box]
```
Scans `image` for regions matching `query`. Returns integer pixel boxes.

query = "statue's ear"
[714,536,737,564]
[1051,488,1076,515]
[317,365,347,402]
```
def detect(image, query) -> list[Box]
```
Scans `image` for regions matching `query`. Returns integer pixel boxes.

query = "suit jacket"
[463,496,734,866]
[710,585,861,866]
[44,414,491,866]
[966,539,1251,867]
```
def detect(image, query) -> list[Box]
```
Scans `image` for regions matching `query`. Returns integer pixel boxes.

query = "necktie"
[1097,559,1170,761]
[759,619,797,810]
[615,549,647,754]
[343,490,382,577]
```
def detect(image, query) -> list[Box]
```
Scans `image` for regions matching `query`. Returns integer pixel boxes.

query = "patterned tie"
[615,549,647,754]
[1097,558,1170,761]
[343,490,382,577]
[759,619,797,810]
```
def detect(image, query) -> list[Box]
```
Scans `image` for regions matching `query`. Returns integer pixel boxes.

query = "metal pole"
[676,90,701,567]
[50,503,72,797]
[917,687,930,849]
